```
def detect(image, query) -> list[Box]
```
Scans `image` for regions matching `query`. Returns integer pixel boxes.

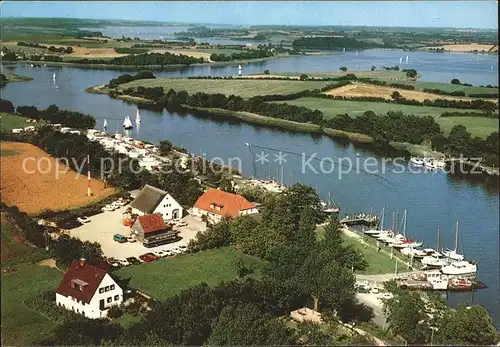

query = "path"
[38,258,63,272]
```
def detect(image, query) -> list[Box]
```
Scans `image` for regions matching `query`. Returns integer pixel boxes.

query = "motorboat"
[448,277,473,291]
[441,261,477,278]
[428,276,449,290]
[410,157,424,166]
[421,253,449,269]
[401,247,431,259]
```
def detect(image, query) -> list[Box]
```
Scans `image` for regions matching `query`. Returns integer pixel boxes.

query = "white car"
[118,259,130,266]
[172,247,184,254]
[101,205,115,212]
[77,216,90,224]
[178,245,187,251]
[113,200,127,207]
[152,250,167,258]
[177,221,188,227]
[126,236,136,243]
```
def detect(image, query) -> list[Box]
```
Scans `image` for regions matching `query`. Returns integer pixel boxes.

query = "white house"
[129,184,183,220]
[55,259,123,319]
[192,188,259,224]
[11,128,23,133]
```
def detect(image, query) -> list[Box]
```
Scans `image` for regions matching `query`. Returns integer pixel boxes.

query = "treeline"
[17,42,73,54]
[468,93,499,99]
[441,111,496,118]
[326,111,441,144]
[360,78,416,90]
[319,94,498,112]
[114,47,149,54]
[292,37,382,50]
[17,41,45,49]
[423,88,466,96]
[72,52,204,66]
[107,70,156,88]
[186,74,358,82]
[210,49,274,62]
[29,55,63,62]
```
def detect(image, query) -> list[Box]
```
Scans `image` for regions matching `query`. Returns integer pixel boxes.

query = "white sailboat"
[52,72,56,81]
[405,56,409,64]
[364,206,390,235]
[441,219,465,261]
[103,119,108,130]
[321,191,340,214]
[238,64,242,76]
[399,57,403,64]
[135,108,141,123]
[389,210,422,248]
[343,47,346,52]
[123,115,133,130]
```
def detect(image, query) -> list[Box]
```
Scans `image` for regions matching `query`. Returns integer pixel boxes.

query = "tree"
[0,98,15,113]
[433,305,498,346]
[391,91,402,99]
[264,69,270,75]
[218,173,234,193]
[371,65,376,71]
[2,51,17,61]
[207,303,295,345]
[187,217,232,252]
[383,291,428,344]
[340,66,348,72]
[451,78,461,85]
[300,74,309,81]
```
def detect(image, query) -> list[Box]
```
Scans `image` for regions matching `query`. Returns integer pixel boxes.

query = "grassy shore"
[0,113,47,132]
[118,78,331,98]
[2,73,33,84]
[115,247,261,300]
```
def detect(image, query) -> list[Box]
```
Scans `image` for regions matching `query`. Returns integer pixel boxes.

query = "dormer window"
[71,278,89,292]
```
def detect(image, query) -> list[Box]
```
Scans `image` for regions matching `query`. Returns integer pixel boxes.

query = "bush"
[451,78,461,85]
[264,69,270,75]
[391,91,402,99]
[300,74,309,81]
[107,305,123,318]
[0,98,15,113]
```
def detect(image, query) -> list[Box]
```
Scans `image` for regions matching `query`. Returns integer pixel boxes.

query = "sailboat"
[364,206,390,235]
[421,226,449,269]
[321,191,340,214]
[405,56,409,64]
[103,119,108,131]
[52,72,56,81]
[135,109,141,123]
[238,64,242,76]
[441,219,465,261]
[343,47,346,52]
[123,115,133,130]
[389,210,423,249]
[399,57,403,64]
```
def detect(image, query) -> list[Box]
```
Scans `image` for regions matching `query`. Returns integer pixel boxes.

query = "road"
[356,293,388,329]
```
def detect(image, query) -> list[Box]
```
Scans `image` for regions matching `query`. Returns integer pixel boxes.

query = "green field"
[119,78,331,98]
[115,247,261,300]
[1,264,62,346]
[268,70,409,80]
[315,228,407,275]
[274,97,472,118]
[438,116,499,137]
[0,113,39,132]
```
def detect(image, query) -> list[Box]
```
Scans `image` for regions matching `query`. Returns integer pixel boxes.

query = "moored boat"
[123,115,133,130]
[440,261,477,278]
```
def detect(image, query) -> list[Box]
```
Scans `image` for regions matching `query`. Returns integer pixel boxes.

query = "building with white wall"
[130,184,183,220]
[55,259,123,319]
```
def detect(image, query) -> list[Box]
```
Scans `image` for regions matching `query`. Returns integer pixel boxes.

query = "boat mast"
[391,212,395,232]
[454,219,459,252]
[403,210,407,238]
[380,206,385,231]
[436,225,440,251]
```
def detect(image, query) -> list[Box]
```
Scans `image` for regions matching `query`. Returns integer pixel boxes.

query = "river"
[1,50,498,327]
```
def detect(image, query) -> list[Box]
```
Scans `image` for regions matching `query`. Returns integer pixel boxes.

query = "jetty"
[341,213,379,226]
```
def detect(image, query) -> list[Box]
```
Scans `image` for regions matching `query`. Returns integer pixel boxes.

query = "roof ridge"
[143,184,167,195]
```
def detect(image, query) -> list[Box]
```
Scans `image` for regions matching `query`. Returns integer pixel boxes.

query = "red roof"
[193,188,256,218]
[55,259,109,304]
[136,213,167,234]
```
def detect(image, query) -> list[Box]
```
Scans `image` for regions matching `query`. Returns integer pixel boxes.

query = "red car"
[139,253,159,262]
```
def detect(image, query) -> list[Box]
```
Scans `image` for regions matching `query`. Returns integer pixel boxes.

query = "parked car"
[101,205,115,212]
[106,257,121,268]
[113,199,127,206]
[126,235,137,243]
[164,250,175,257]
[171,247,183,254]
[139,253,159,262]
[113,233,127,243]
[118,259,130,266]
[178,245,187,250]
[177,221,188,227]
[76,216,90,224]
[126,257,141,265]
[152,250,166,258]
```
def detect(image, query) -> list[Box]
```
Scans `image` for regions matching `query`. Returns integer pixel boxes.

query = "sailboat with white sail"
[136,108,141,123]
[399,57,403,64]
[405,56,409,64]
[321,191,340,214]
[441,219,465,261]
[389,210,423,249]
[52,72,56,81]
[123,115,133,130]
[103,119,108,131]
[364,206,390,235]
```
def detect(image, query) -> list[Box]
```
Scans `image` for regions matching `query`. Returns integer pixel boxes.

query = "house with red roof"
[131,213,171,240]
[192,188,259,223]
[55,258,123,319]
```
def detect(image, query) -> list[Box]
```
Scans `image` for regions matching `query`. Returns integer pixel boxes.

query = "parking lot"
[69,206,206,259]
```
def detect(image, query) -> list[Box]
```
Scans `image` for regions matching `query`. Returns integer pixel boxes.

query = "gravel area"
[70,206,206,259]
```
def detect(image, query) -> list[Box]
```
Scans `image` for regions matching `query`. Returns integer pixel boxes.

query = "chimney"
[79,258,86,267]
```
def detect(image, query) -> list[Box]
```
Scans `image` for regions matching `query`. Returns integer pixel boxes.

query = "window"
[99,288,104,294]
[105,286,110,292]
[114,295,119,301]
[107,297,112,303]
[110,284,115,290]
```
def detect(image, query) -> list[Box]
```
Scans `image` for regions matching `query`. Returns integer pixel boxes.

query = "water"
[1,52,498,326]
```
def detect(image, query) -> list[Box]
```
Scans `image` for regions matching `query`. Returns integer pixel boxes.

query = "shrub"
[300,74,309,81]
[107,305,123,318]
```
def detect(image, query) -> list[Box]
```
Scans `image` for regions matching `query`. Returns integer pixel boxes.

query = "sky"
[1,1,498,29]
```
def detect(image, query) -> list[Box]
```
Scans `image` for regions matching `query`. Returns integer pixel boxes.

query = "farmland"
[115,247,262,300]
[376,79,499,95]
[118,78,332,98]
[0,142,115,215]
[273,98,496,138]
